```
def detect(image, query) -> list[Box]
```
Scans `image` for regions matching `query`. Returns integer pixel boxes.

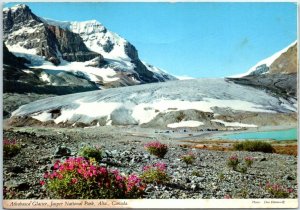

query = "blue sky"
[4,2,298,78]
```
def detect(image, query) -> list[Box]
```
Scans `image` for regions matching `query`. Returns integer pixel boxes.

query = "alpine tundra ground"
[3,125,297,199]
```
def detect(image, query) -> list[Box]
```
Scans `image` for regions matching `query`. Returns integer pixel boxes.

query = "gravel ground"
[3,126,298,199]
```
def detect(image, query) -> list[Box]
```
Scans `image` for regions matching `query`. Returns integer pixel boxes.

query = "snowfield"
[211,119,257,128]
[167,121,204,128]
[12,78,297,126]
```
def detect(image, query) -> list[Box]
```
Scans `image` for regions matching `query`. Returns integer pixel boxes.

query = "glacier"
[12,78,296,126]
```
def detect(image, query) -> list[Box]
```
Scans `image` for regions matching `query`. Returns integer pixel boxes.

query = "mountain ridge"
[3,4,176,90]
[226,41,297,100]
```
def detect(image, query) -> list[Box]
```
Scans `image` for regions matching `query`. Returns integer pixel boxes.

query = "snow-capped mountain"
[3,4,176,90]
[231,41,297,78]
[227,41,297,100]
[11,78,297,128]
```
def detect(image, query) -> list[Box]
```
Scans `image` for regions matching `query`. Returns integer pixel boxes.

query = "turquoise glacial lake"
[219,128,297,141]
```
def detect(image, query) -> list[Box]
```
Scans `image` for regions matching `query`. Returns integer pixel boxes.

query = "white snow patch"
[10,26,41,37]
[23,70,34,74]
[7,44,38,55]
[175,75,195,80]
[84,122,100,129]
[31,59,119,83]
[32,112,52,122]
[40,73,51,83]
[53,101,121,124]
[211,119,257,128]
[167,120,204,128]
[6,44,46,66]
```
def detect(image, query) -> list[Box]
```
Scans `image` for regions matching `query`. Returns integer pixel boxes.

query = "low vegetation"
[78,144,103,163]
[41,157,146,199]
[140,162,170,184]
[180,152,196,165]
[233,141,275,153]
[244,156,254,167]
[3,138,21,158]
[227,155,239,170]
[227,155,254,173]
[144,141,168,158]
[265,182,293,198]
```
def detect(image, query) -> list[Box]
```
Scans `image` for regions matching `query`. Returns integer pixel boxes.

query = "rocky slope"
[227,42,297,100]
[3,4,176,90]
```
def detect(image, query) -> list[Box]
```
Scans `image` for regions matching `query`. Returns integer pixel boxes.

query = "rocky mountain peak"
[3,4,176,90]
[4,4,30,13]
[269,42,297,74]
[3,5,101,66]
[3,4,42,35]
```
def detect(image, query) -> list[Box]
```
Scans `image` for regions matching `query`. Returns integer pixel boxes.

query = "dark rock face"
[102,39,114,53]
[3,4,101,65]
[3,43,30,69]
[46,25,99,62]
[124,42,157,83]
[226,73,297,99]
[124,42,139,61]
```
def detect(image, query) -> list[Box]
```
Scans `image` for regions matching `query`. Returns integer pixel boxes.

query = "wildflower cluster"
[181,152,196,165]
[265,182,293,198]
[3,138,21,158]
[244,156,254,167]
[144,141,168,158]
[41,157,146,199]
[224,194,232,199]
[227,155,255,173]
[3,186,19,199]
[227,155,239,170]
[141,162,170,184]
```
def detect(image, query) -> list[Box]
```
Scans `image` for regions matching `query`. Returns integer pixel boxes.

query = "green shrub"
[233,141,274,153]
[237,165,247,174]
[3,139,21,158]
[41,157,146,199]
[141,163,170,184]
[227,155,239,170]
[218,172,225,180]
[78,145,103,163]
[181,152,196,165]
[144,141,168,158]
[192,171,201,177]
[244,156,254,167]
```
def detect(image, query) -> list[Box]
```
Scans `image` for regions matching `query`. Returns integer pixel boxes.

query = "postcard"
[2,1,298,209]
